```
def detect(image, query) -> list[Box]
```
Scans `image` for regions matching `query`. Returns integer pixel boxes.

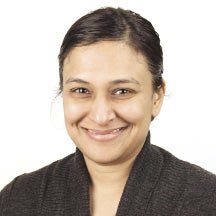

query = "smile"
[82,126,128,141]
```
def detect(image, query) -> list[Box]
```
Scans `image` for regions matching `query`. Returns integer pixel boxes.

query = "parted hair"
[58,7,163,93]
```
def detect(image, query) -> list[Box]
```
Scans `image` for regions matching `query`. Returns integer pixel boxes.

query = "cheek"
[116,99,153,124]
[63,98,87,124]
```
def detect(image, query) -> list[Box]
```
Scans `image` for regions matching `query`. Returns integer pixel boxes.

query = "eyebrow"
[65,78,90,84]
[65,77,140,85]
[109,78,140,85]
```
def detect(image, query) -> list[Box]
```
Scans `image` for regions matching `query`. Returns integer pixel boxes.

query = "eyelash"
[69,87,135,99]
[70,88,90,94]
[113,88,134,95]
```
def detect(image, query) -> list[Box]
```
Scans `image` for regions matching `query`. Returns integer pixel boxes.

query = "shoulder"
[179,162,216,214]
[152,144,216,185]
[0,153,75,215]
[152,144,216,214]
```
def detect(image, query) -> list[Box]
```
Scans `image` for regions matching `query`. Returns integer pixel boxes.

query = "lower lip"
[83,127,127,142]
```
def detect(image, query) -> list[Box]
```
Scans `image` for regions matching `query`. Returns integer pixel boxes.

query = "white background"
[0,0,216,190]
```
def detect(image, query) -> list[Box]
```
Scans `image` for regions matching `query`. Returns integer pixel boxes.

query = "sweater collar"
[71,131,163,215]
[116,132,163,215]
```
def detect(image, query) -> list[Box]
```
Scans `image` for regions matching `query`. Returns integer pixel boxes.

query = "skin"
[62,41,165,215]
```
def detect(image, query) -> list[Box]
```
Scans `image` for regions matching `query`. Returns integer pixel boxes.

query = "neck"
[85,156,136,216]
[84,156,136,190]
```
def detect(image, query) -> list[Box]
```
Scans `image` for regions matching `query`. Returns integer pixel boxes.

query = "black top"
[1,133,216,215]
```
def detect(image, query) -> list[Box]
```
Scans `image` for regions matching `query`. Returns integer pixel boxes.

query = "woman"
[0,7,216,216]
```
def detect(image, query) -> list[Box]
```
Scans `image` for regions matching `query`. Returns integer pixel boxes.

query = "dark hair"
[58,7,163,93]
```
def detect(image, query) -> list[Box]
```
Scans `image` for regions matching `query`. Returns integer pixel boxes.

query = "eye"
[69,87,91,98]
[71,88,90,94]
[113,89,133,95]
[112,88,136,99]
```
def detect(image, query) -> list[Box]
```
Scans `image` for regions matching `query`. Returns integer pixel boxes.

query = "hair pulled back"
[58,7,163,93]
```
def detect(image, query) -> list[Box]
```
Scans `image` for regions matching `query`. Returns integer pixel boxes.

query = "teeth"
[112,128,121,133]
[88,129,97,134]
[87,128,123,134]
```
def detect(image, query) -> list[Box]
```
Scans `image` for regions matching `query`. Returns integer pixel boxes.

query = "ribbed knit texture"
[1,133,216,215]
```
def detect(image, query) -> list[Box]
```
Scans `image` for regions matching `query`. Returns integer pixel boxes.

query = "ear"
[151,81,166,118]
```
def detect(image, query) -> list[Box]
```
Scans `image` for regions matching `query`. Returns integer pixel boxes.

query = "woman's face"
[62,41,164,165]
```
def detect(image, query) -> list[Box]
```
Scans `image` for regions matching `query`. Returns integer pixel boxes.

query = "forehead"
[63,41,151,83]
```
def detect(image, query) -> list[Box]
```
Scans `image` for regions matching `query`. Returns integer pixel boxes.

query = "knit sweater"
[1,133,216,215]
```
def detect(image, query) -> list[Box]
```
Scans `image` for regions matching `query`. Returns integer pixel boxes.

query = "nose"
[88,95,116,125]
